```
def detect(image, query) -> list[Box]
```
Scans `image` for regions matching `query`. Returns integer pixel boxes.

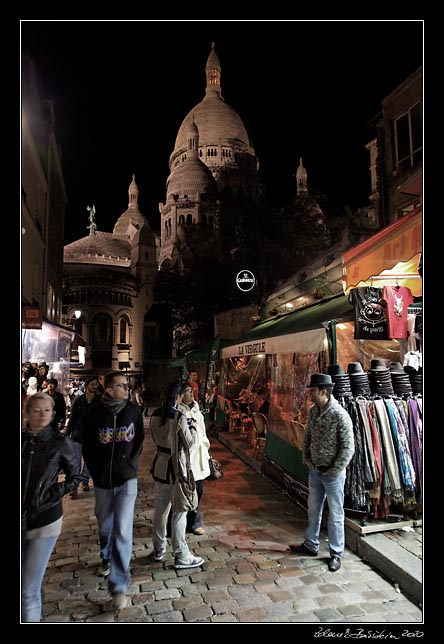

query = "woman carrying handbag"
[150,382,204,570]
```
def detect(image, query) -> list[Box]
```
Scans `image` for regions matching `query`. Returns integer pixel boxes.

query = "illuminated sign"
[236,270,256,292]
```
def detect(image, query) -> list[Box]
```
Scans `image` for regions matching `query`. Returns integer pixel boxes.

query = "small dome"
[64,231,130,264]
[166,157,217,201]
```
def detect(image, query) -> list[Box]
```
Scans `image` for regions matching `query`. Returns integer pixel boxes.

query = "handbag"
[171,466,198,511]
[208,454,223,480]
[171,420,198,512]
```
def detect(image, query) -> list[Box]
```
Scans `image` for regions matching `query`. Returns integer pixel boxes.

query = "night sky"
[21,20,423,245]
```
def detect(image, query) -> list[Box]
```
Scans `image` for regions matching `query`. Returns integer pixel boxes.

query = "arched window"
[179,214,185,226]
[120,315,130,344]
[186,213,193,226]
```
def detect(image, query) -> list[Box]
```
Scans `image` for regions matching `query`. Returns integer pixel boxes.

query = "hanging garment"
[382,285,414,339]
[344,400,369,509]
[349,287,388,340]
[385,399,416,492]
[408,397,423,505]
[373,398,403,503]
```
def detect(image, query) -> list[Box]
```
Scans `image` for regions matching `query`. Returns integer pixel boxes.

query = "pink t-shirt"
[382,285,414,338]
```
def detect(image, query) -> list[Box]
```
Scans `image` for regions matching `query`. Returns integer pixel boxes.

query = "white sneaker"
[153,549,165,561]
[174,555,204,569]
[105,592,128,611]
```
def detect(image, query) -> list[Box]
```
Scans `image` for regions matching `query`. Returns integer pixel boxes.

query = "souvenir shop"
[338,206,422,532]
[21,309,81,393]
[218,207,422,533]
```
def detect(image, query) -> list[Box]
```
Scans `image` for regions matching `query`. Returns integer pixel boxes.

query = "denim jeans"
[186,479,203,531]
[73,441,90,485]
[22,534,58,622]
[304,468,346,557]
[152,480,191,559]
[94,478,138,594]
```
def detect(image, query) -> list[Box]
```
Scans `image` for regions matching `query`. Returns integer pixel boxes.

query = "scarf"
[101,391,128,416]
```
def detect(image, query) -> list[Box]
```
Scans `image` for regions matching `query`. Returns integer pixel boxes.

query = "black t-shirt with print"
[349,287,389,340]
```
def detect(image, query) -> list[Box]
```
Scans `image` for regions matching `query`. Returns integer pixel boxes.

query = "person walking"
[289,373,354,572]
[179,384,211,535]
[150,382,204,569]
[46,378,67,431]
[82,371,144,611]
[65,376,101,498]
[22,393,81,622]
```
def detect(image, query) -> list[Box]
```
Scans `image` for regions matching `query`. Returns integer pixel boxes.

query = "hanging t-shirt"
[348,287,389,339]
[382,285,414,339]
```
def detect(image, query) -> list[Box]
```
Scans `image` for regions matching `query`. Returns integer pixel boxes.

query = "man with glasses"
[83,371,144,611]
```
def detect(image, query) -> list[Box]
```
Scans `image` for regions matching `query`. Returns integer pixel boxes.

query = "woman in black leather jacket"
[22,392,81,622]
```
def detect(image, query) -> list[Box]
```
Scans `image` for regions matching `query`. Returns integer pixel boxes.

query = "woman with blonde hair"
[22,393,80,622]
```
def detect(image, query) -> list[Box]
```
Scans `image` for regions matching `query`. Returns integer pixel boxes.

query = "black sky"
[21,20,423,245]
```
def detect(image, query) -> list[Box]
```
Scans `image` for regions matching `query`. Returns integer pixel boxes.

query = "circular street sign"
[236,270,256,292]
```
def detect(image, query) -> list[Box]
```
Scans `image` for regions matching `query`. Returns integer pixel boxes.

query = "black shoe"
[288,543,318,556]
[328,555,341,572]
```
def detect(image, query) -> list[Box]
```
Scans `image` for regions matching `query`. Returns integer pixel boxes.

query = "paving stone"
[34,426,422,624]
[183,603,213,622]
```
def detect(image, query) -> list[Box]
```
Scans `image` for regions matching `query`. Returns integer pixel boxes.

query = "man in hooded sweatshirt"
[83,370,144,611]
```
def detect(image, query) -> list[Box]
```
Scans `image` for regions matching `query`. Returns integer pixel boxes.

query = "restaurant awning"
[220,295,353,359]
[342,206,422,297]
[169,339,217,367]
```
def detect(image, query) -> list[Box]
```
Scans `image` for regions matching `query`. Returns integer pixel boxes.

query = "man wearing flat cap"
[289,373,354,572]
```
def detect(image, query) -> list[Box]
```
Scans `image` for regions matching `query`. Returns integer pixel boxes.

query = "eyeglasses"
[114,383,129,389]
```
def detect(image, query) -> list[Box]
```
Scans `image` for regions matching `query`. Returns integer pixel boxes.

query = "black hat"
[347,362,364,375]
[328,364,345,375]
[38,362,49,369]
[307,373,334,389]
[370,358,388,371]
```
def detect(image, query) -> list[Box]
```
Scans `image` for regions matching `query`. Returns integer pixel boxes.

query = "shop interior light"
[74,310,81,319]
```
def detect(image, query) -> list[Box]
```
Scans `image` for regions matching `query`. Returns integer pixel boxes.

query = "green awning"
[168,339,217,368]
[221,295,353,358]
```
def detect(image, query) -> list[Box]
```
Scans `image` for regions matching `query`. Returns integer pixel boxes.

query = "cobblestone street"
[39,419,423,625]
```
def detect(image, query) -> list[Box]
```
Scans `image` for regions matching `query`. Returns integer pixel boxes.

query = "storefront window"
[268,352,326,450]
[21,321,74,391]
[335,321,400,371]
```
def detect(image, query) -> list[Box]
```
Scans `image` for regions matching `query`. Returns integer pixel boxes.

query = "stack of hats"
[389,362,413,396]
[404,366,423,394]
[347,362,371,396]
[327,364,352,398]
[368,359,394,396]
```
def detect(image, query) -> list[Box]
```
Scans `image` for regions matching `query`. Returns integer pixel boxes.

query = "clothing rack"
[369,275,421,280]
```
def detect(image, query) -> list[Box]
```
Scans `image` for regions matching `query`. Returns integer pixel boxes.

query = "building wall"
[21,57,67,323]
[380,67,422,225]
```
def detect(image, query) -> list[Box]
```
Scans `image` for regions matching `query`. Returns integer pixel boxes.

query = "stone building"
[22,56,67,322]
[62,176,157,379]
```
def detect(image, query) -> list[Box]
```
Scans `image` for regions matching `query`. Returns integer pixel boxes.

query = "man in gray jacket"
[289,373,354,572]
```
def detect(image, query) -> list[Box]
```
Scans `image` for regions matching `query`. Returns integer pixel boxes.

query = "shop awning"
[169,339,217,367]
[342,206,422,297]
[220,295,353,359]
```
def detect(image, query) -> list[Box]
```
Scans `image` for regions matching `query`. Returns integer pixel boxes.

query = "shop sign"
[238,341,266,356]
[22,306,42,329]
[236,270,256,292]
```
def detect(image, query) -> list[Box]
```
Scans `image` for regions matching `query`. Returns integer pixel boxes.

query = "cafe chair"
[251,412,268,459]
[219,397,242,433]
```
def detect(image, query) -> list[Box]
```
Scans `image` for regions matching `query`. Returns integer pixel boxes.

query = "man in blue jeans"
[289,373,354,572]
[83,371,144,611]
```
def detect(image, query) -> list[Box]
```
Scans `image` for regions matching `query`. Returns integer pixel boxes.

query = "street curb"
[349,530,423,605]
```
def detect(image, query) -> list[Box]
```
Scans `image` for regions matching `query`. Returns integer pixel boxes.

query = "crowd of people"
[21,364,354,621]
